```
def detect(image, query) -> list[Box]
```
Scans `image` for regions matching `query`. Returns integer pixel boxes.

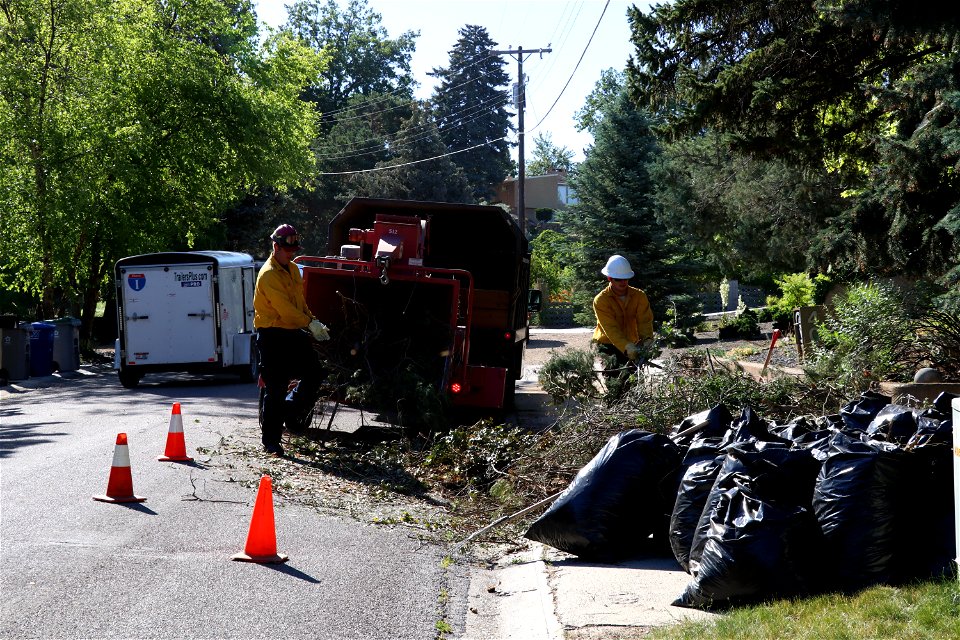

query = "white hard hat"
[601,255,634,279]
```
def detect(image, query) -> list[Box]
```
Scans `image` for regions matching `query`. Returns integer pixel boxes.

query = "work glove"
[308,319,330,342]
[624,342,639,361]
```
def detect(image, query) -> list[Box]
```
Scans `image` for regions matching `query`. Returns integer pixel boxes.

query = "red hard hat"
[270,224,300,249]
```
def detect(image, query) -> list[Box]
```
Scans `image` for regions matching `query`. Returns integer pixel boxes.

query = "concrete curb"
[712,357,805,382]
[462,543,717,640]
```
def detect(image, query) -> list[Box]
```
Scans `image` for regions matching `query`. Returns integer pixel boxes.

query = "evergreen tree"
[346,103,471,203]
[652,131,846,282]
[560,90,699,324]
[429,25,513,202]
[626,0,960,288]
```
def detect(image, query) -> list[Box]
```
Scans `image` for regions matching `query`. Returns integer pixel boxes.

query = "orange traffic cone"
[158,402,193,462]
[231,475,288,564]
[93,433,147,503]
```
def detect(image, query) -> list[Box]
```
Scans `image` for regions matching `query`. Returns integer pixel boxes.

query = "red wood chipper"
[296,198,538,414]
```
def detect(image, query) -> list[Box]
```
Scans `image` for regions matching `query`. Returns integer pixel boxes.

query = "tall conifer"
[429,25,513,202]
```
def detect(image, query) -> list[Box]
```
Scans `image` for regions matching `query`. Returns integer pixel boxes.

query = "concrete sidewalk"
[461,543,716,639]
[459,361,718,639]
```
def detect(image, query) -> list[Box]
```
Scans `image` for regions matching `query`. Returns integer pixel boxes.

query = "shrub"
[537,347,601,403]
[806,281,918,391]
[768,273,816,320]
[659,296,703,347]
[913,308,960,380]
[718,308,760,339]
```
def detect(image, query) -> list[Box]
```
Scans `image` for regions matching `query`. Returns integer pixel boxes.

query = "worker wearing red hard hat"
[592,254,654,367]
[253,224,329,455]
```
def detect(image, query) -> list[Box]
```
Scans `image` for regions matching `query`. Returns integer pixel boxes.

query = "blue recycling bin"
[30,322,55,377]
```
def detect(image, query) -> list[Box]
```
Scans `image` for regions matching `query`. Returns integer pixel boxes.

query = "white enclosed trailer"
[113,251,258,388]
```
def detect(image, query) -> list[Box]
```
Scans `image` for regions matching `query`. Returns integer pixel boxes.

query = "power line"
[525,0,609,135]
[316,138,507,176]
[322,52,501,123]
[317,0,611,179]
[315,92,509,161]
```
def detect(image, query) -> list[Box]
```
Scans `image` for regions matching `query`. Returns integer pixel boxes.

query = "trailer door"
[121,262,218,365]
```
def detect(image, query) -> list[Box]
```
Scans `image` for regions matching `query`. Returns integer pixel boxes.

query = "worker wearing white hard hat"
[592,254,654,365]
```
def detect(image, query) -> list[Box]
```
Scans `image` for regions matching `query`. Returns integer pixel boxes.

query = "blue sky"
[251,0,649,163]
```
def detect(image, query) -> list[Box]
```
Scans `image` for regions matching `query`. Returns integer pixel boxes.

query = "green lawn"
[650,578,960,640]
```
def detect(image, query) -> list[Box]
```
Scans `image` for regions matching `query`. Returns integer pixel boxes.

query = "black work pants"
[596,342,629,368]
[256,328,323,447]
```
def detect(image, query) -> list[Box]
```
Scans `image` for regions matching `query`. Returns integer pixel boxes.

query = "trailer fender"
[232,332,258,382]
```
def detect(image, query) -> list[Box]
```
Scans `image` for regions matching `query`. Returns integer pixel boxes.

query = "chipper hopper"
[296,197,535,412]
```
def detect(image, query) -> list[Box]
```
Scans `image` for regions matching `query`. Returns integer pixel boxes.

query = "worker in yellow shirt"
[592,254,654,369]
[253,224,330,455]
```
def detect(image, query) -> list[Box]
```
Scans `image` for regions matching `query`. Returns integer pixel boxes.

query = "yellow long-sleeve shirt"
[253,255,314,330]
[592,284,654,354]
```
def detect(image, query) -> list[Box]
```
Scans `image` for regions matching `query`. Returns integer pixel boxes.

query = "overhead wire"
[513,0,587,142]
[317,92,509,162]
[314,55,513,158]
[524,0,609,135]
[317,138,509,176]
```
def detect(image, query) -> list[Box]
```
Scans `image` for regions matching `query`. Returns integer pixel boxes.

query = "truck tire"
[502,373,517,410]
[118,369,141,389]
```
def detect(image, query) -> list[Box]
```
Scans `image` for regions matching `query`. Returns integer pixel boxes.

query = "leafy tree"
[429,24,513,202]
[526,132,575,176]
[345,102,471,202]
[575,68,626,136]
[530,229,575,300]
[274,0,419,247]
[284,0,417,116]
[0,0,322,336]
[222,89,415,257]
[559,89,700,324]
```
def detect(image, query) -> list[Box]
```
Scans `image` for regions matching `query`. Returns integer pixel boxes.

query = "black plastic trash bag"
[670,404,733,450]
[772,416,834,459]
[720,405,791,449]
[898,429,956,582]
[865,405,918,444]
[907,412,954,449]
[687,442,822,577]
[670,406,789,574]
[524,430,683,561]
[839,390,891,432]
[932,391,959,416]
[771,416,818,442]
[668,436,726,573]
[812,432,908,592]
[673,484,826,610]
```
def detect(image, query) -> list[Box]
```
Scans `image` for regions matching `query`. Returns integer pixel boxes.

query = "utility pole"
[492,46,551,238]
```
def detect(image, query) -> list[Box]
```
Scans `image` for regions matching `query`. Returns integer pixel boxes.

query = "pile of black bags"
[524,391,957,611]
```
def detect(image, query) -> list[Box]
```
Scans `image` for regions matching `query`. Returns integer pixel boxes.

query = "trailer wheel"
[239,355,259,383]
[118,369,141,389]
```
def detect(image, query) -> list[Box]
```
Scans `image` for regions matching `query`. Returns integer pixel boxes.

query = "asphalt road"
[1,370,466,639]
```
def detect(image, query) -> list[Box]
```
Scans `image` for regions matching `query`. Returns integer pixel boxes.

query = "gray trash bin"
[0,322,31,383]
[46,317,82,372]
